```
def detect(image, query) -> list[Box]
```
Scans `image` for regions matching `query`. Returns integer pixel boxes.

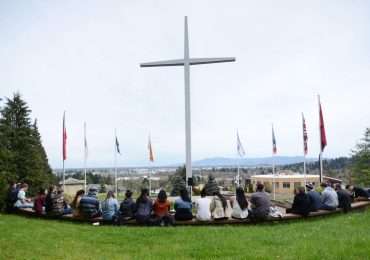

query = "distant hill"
[171,156,320,167]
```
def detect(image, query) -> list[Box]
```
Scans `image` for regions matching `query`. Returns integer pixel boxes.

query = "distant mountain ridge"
[171,156,320,167]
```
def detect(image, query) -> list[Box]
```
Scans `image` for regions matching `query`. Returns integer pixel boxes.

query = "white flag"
[237,132,245,157]
[84,122,88,160]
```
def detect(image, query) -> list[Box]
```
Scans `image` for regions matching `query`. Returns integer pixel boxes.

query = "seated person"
[135,188,153,224]
[80,187,101,218]
[211,190,228,220]
[346,185,370,200]
[320,181,339,211]
[249,183,270,220]
[45,185,57,213]
[48,188,72,216]
[230,187,249,219]
[6,181,19,212]
[102,190,120,221]
[33,188,47,214]
[286,187,311,217]
[153,190,173,225]
[15,183,33,209]
[70,190,85,217]
[195,188,211,221]
[119,190,136,220]
[305,183,321,212]
[335,184,351,213]
[174,188,193,221]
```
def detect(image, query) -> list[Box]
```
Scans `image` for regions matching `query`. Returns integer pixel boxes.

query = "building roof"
[59,177,86,185]
[251,174,319,179]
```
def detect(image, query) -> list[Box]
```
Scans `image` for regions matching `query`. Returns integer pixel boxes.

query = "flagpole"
[272,124,276,200]
[149,131,152,197]
[62,111,66,191]
[115,128,118,196]
[62,159,65,191]
[237,130,240,187]
[302,113,307,191]
[84,122,87,193]
[273,152,275,200]
[318,95,323,183]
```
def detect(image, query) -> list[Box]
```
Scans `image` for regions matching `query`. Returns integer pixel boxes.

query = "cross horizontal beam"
[140,57,235,67]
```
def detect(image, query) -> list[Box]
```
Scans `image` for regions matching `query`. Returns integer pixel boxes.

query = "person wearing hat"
[249,182,270,220]
[305,183,321,212]
[79,187,101,218]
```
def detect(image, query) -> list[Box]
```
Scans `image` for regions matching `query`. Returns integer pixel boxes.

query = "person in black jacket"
[119,190,136,220]
[6,181,18,213]
[334,184,351,213]
[346,185,370,200]
[286,187,311,217]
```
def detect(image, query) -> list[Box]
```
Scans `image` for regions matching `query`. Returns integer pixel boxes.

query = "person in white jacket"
[196,188,211,221]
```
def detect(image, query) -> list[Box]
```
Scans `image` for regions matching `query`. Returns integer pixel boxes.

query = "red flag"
[63,112,67,161]
[302,113,308,155]
[319,96,327,152]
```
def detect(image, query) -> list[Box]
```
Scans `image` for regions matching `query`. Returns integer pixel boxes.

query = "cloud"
[1,1,369,168]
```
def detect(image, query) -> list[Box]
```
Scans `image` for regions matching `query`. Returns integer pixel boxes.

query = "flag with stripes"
[237,132,245,157]
[302,113,308,155]
[63,111,67,161]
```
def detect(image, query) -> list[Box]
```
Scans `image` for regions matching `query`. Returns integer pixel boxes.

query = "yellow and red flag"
[148,135,154,162]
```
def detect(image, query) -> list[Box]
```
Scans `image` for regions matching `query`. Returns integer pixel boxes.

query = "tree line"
[0,93,369,209]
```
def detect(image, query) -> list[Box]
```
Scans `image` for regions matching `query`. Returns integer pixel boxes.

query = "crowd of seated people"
[5,180,370,225]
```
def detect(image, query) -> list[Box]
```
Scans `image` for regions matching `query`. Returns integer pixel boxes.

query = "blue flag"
[115,137,121,154]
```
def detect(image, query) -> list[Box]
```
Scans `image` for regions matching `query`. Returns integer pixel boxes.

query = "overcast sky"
[1,1,369,168]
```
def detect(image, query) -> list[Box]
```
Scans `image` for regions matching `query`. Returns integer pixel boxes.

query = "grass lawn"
[1,210,370,259]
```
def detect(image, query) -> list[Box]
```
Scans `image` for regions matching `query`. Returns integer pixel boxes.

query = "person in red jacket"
[33,188,47,214]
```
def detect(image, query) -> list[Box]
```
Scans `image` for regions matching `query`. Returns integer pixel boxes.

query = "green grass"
[1,210,370,259]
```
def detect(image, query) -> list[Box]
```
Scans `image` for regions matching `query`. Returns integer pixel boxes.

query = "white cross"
[141,16,235,189]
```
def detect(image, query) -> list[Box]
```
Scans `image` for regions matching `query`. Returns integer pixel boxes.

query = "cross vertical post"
[140,16,235,192]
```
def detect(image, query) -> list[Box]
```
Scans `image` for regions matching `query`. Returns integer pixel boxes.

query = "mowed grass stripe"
[1,210,370,259]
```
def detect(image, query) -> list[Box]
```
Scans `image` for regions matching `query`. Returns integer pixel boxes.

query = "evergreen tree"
[349,127,370,186]
[203,174,219,195]
[0,93,55,209]
[141,177,149,190]
[99,184,107,193]
[248,182,254,193]
[175,165,186,182]
[171,174,186,196]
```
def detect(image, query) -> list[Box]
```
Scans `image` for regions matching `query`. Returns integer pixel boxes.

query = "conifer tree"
[99,184,107,193]
[349,127,370,186]
[141,177,150,190]
[0,93,55,208]
[171,174,186,196]
[203,174,219,195]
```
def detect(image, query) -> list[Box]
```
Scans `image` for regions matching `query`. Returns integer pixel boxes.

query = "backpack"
[148,214,162,226]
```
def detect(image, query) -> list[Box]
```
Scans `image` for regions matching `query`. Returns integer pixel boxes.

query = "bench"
[15,201,370,226]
